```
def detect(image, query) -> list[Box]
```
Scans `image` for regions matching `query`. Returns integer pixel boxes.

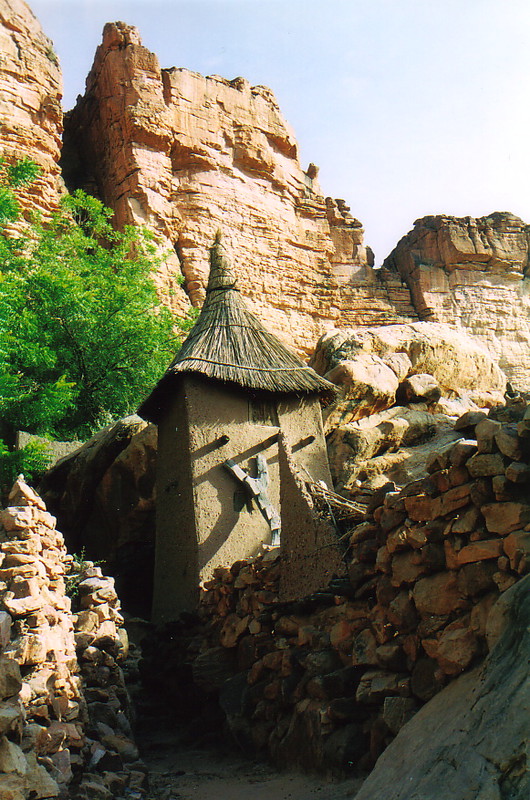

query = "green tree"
[0,159,187,443]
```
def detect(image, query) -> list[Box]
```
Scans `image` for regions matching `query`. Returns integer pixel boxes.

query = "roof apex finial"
[207,231,238,293]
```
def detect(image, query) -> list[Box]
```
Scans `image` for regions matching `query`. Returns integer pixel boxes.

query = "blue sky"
[30,0,530,264]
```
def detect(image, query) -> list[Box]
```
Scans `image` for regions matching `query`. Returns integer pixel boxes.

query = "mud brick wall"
[191,401,530,775]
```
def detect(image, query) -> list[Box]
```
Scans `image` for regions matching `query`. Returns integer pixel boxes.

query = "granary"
[139,234,342,623]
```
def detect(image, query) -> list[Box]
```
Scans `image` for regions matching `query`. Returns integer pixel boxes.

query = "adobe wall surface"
[153,378,337,622]
[152,381,197,622]
[276,397,343,600]
[278,435,344,601]
[276,396,332,488]
[188,377,281,583]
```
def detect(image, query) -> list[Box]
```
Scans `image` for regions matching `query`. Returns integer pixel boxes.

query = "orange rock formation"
[63,22,416,352]
[2,7,530,389]
[0,0,63,217]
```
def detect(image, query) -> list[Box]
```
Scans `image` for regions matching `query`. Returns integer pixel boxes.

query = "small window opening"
[249,398,279,427]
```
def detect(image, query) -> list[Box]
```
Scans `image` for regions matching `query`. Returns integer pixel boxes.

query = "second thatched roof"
[138,235,336,423]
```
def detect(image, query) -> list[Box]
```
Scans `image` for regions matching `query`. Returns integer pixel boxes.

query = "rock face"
[3,8,530,392]
[63,21,416,352]
[0,0,63,217]
[354,574,530,800]
[384,213,530,390]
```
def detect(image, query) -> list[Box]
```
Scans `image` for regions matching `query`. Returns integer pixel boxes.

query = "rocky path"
[138,724,361,800]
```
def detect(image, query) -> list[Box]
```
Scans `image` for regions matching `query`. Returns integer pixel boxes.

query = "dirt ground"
[139,726,363,800]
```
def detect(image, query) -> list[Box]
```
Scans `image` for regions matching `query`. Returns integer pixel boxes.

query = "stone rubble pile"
[189,401,530,774]
[0,478,144,799]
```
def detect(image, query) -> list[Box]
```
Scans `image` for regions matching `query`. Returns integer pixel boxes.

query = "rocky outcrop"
[0,0,63,217]
[311,322,507,488]
[354,574,530,800]
[312,322,507,415]
[63,22,416,353]
[3,7,530,394]
[384,213,530,390]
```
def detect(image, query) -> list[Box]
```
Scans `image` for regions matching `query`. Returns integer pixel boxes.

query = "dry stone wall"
[0,479,144,799]
[182,400,530,775]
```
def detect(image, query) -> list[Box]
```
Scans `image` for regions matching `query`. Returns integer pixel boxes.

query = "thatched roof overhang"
[138,236,336,424]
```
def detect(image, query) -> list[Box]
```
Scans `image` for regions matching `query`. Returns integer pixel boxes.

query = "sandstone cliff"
[384,213,530,390]
[0,0,63,217]
[4,7,530,389]
[63,22,416,353]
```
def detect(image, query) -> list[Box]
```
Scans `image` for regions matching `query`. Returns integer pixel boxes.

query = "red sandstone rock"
[475,418,502,453]
[505,461,530,484]
[399,374,441,404]
[0,0,63,218]
[63,22,415,355]
[503,531,530,572]
[404,484,471,522]
[412,572,467,617]
[495,426,523,460]
[467,453,507,478]
[454,539,504,565]
[423,624,479,676]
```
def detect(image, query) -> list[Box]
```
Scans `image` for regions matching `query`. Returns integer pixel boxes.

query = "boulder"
[398,374,442,404]
[324,355,399,425]
[312,322,506,403]
[353,575,530,800]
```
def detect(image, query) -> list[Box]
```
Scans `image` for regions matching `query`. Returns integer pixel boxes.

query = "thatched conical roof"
[138,235,336,423]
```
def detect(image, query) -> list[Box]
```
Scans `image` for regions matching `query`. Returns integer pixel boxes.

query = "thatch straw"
[138,235,336,423]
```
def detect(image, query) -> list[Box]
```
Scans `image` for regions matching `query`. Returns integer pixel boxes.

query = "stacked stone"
[0,478,144,799]
[200,553,281,636]
[355,404,530,682]
[194,403,530,775]
[0,478,82,798]
[70,560,147,799]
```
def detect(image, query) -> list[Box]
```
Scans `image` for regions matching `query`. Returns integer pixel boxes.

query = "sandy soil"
[140,727,362,800]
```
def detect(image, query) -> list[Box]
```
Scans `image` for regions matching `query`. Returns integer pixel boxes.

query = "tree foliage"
[0,159,187,443]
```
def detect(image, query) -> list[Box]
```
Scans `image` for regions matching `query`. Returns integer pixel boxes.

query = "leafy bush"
[0,437,52,499]
[0,159,188,441]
